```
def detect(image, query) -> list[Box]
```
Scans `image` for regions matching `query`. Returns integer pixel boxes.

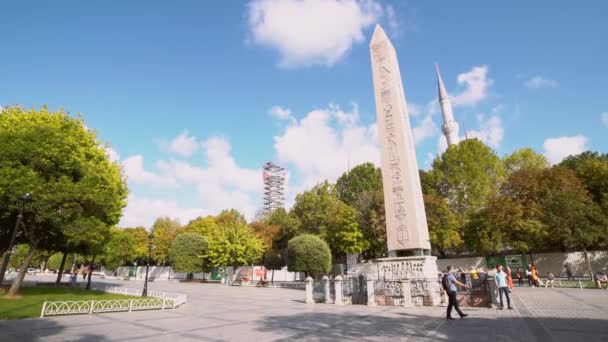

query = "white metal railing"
[40,286,186,317]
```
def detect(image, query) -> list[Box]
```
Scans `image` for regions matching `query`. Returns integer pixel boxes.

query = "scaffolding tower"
[263,161,286,214]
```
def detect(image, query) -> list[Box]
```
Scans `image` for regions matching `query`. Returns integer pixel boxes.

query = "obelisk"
[370,24,430,256]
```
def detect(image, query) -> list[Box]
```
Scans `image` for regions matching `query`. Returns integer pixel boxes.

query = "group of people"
[442,263,517,320]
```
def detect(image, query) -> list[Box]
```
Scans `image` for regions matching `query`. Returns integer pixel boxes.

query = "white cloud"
[119,195,203,229]
[412,113,437,144]
[543,135,589,164]
[166,130,200,157]
[386,5,398,36]
[601,112,608,128]
[437,108,504,154]
[450,65,493,107]
[270,105,292,120]
[105,146,120,162]
[120,136,262,225]
[467,113,504,149]
[525,76,559,89]
[122,155,178,188]
[247,0,382,67]
[274,104,380,192]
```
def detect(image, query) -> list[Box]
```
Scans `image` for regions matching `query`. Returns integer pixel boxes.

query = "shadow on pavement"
[0,318,113,342]
[256,311,608,342]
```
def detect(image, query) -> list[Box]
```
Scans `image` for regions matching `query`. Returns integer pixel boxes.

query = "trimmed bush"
[47,253,74,271]
[169,233,208,277]
[287,235,331,274]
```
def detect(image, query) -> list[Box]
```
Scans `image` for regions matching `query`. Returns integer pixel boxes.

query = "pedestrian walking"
[526,265,533,287]
[516,268,524,287]
[495,265,514,310]
[442,266,469,320]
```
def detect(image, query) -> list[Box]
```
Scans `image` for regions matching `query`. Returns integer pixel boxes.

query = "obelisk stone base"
[354,256,441,306]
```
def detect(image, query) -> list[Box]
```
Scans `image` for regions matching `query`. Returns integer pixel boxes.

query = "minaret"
[436,64,460,146]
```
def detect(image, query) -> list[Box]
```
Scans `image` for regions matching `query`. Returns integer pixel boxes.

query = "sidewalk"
[0,277,606,341]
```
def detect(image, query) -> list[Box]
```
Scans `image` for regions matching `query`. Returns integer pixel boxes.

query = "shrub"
[287,235,331,274]
[47,253,74,271]
[169,233,208,277]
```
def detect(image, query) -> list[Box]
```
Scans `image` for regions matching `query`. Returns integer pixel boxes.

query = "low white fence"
[40,286,187,318]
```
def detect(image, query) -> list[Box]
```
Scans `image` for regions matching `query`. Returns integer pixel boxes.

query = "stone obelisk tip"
[370,24,389,45]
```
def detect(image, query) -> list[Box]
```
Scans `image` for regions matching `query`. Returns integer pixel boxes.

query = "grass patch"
[0,286,141,320]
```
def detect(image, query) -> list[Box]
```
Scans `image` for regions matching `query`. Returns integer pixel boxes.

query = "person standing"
[506,267,514,291]
[495,265,514,310]
[526,265,533,287]
[564,264,574,280]
[442,266,469,320]
[516,268,524,287]
[545,272,555,288]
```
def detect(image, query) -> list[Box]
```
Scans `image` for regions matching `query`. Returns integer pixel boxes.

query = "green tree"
[7,244,41,270]
[101,228,137,271]
[216,209,247,225]
[352,190,386,259]
[287,235,331,275]
[541,167,608,254]
[204,220,263,275]
[291,181,368,255]
[263,248,285,283]
[428,139,504,239]
[0,106,127,295]
[265,208,301,246]
[250,220,281,253]
[123,227,149,263]
[47,252,75,271]
[503,148,548,175]
[169,232,208,280]
[560,151,608,209]
[150,217,181,265]
[424,195,462,257]
[335,162,382,206]
[184,216,218,237]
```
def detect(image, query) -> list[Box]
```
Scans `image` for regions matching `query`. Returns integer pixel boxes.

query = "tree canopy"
[150,217,181,265]
[204,219,263,269]
[335,162,382,206]
[0,106,127,294]
[291,181,368,255]
[169,232,208,274]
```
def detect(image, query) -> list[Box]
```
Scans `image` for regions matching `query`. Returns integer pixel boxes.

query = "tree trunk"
[56,252,68,284]
[7,240,39,296]
[86,255,95,291]
[271,269,275,284]
[583,247,593,281]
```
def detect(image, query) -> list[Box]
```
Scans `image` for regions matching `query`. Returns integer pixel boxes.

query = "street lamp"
[142,232,154,297]
[0,193,33,285]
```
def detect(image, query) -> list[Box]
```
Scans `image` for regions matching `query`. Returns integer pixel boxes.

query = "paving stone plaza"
[1,276,606,341]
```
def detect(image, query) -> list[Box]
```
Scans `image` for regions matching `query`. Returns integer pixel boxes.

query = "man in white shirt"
[495,265,513,310]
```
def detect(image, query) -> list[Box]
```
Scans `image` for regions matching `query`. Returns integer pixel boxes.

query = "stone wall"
[433,250,608,277]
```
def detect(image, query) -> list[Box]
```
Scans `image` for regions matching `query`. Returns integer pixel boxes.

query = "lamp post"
[142,232,154,297]
[0,193,33,285]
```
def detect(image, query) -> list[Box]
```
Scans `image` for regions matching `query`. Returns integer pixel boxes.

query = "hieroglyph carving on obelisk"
[369,24,431,254]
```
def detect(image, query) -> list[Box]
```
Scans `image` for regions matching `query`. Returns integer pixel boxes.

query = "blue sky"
[1,1,606,228]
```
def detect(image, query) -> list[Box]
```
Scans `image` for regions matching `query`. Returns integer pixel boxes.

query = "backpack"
[442,273,450,291]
